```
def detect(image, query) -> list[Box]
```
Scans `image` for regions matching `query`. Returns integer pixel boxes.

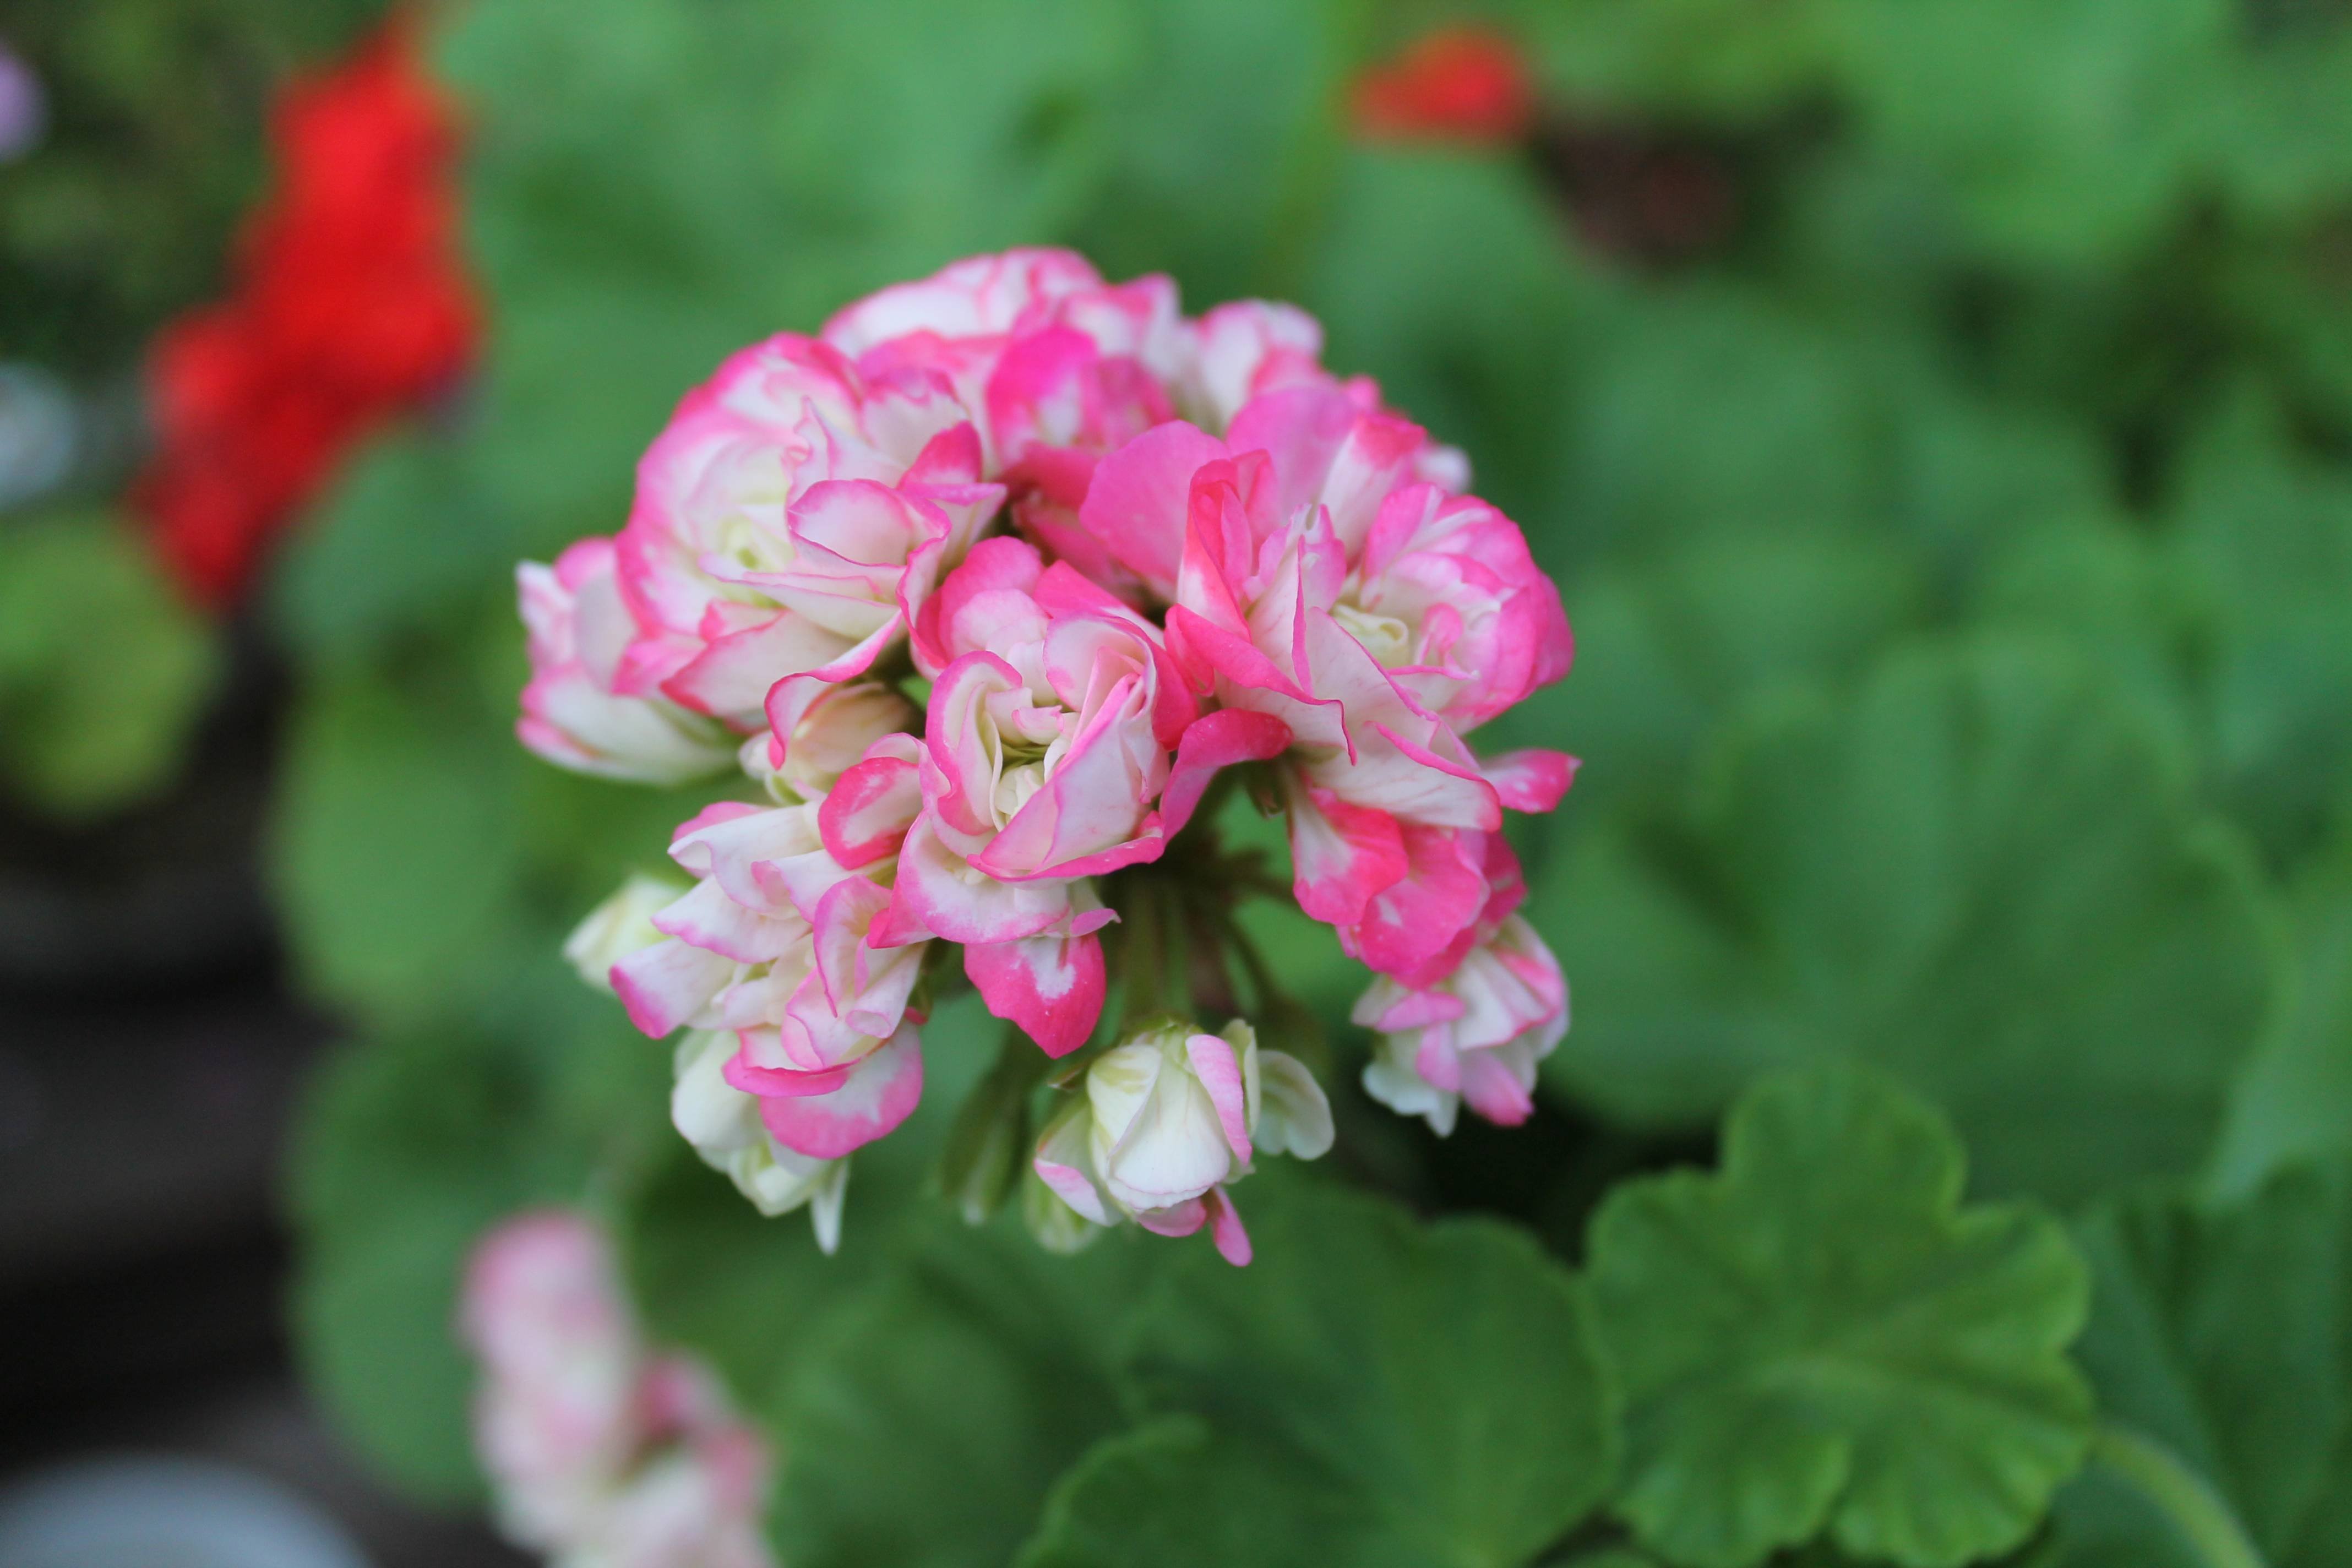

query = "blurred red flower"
[1350,26,1536,146]
[134,14,476,609]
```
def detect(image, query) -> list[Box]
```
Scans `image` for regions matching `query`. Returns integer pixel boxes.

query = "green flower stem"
[1117,876,1167,1025]
[936,1023,1050,1223]
[2092,1422,2269,1568]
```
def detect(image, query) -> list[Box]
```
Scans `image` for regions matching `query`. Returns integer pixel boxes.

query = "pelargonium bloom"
[1028,1019,1332,1265]
[519,538,737,783]
[461,1211,775,1568]
[1358,915,1569,1135]
[519,248,1578,1257]
[1071,382,1574,976]
[606,797,929,1166]
[612,339,1002,727]
[871,535,1200,1053]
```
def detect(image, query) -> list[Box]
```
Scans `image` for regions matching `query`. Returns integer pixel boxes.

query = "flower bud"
[1027,1019,1330,1265]
[564,873,688,991]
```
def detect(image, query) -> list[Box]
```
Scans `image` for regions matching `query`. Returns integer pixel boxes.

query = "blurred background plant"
[6,0,2352,1565]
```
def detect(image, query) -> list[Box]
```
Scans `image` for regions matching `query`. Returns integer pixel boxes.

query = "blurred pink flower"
[461,1211,775,1568]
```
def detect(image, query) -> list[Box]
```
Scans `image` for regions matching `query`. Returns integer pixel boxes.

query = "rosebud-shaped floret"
[672,1031,850,1252]
[610,333,1002,728]
[881,536,1196,1055]
[600,796,930,1163]
[1073,385,1572,980]
[1356,915,1567,1135]
[518,538,736,783]
[1029,1019,1332,1265]
[1339,482,1571,732]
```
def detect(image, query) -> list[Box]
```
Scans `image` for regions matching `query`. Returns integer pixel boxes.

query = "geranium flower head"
[518,248,1577,1256]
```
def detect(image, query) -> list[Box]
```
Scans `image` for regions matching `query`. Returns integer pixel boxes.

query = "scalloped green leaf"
[1023,1177,1619,1568]
[1539,634,2277,1204]
[1019,1416,1369,1568]
[766,1214,1159,1568]
[1585,1064,2094,1568]
[2046,1162,2352,1567]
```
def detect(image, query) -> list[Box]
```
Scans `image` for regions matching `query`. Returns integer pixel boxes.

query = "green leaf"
[1549,287,1888,570]
[287,1018,666,1502]
[1539,634,2277,1204]
[2050,1163,2352,1567]
[1035,1176,1620,1568]
[1075,0,1357,307]
[768,1216,1159,1568]
[2211,827,2352,1197]
[1504,532,1924,829]
[1825,0,2230,265]
[2164,382,2352,867]
[1304,148,1594,527]
[269,431,520,662]
[1972,517,2204,763]
[1020,1416,1369,1568]
[1584,1064,2094,1568]
[269,656,529,1023]
[0,510,221,819]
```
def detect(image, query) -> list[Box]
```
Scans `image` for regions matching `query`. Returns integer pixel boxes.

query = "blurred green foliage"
[0,509,220,815]
[1,0,382,375]
[261,0,2352,1562]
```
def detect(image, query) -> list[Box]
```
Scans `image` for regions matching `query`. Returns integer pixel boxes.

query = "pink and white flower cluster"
[461,1211,774,1568]
[520,249,1574,1261]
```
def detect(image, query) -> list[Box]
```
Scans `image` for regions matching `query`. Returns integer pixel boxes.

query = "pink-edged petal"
[1162,709,1293,836]
[1034,565,1199,745]
[881,815,1071,946]
[913,534,1044,671]
[1203,1185,1253,1267]
[1035,1155,1112,1227]
[756,1025,924,1158]
[964,931,1107,1058]
[725,1040,854,1098]
[1362,719,1504,831]
[970,693,1167,880]
[660,609,861,726]
[1288,788,1408,927]
[1482,748,1578,814]
[1414,1032,1464,1095]
[1359,984,1468,1033]
[760,632,896,771]
[820,743,924,867]
[1346,824,1490,980]
[1184,1033,1253,1166]
[1133,1197,1209,1239]
[924,652,1030,842]
[647,878,801,965]
[1459,1048,1536,1127]
[1079,420,1229,598]
[610,938,734,1038]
